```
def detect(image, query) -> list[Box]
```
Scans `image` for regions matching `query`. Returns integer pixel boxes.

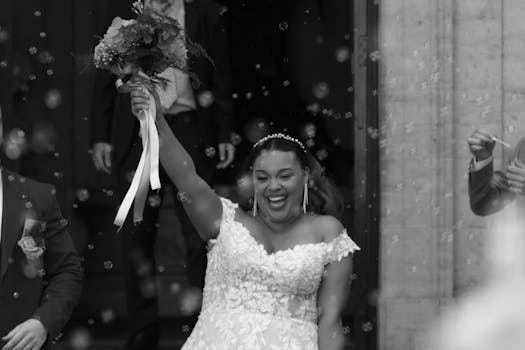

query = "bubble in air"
[44,89,62,109]
[69,327,91,350]
[205,147,216,158]
[307,103,320,114]
[76,189,90,202]
[305,139,315,148]
[231,133,242,146]
[312,82,330,99]
[302,123,317,139]
[170,282,181,294]
[369,50,380,62]
[30,120,57,153]
[335,46,351,62]
[148,194,162,207]
[177,191,192,204]
[278,21,289,31]
[38,51,54,64]
[100,309,115,323]
[244,117,270,144]
[103,261,113,270]
[4,128,27,160]
[197,90,214,108]
[362,321,373,332]
[316,149,328,161]
[179,287,203,316]
[0,29,9,43]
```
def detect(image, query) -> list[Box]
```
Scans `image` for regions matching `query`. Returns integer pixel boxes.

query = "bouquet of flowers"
[93,1,207,229]
[94,1,206,89]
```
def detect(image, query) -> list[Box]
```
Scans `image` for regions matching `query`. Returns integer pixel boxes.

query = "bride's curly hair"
[237,136,344,219]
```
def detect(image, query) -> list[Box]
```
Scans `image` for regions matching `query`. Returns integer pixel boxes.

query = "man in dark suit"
[468,128,525,215]
[90,0,235,348]
[0,109,83,350]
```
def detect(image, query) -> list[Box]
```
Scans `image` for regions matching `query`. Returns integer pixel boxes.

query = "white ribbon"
[114,92,161,229]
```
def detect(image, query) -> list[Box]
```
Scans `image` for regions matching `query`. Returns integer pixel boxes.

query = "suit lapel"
[0,170,25,281]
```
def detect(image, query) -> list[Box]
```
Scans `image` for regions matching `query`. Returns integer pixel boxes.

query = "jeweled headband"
[253,133,306,152]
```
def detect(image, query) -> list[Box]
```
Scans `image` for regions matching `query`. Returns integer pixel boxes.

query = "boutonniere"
[17,218,46,261]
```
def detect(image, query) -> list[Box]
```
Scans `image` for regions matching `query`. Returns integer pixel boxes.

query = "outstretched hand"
[130,86,161,120]
[217,143,235,169]
[467,128,495,161]
[2,319,47,350]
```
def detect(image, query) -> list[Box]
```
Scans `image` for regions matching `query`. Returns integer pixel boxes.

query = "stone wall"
[379,0,525,349]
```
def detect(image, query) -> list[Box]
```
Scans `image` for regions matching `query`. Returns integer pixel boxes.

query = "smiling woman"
[129,86,360,349]
[242,133,344,222]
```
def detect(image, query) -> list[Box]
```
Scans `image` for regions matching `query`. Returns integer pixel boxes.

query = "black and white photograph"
[3,1,524,350]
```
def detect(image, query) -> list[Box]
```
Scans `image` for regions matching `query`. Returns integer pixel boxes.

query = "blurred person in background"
[0,105,83,350]
[468,129,525,215]
[90,0,235,349]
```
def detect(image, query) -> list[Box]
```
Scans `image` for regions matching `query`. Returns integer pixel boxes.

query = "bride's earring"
[302,182,308,213]
[252,192,258,216]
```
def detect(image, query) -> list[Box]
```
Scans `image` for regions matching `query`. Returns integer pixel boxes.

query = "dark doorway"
[0,0,379,349]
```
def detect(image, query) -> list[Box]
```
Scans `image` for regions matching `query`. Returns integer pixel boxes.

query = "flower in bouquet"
[93,0,208,89]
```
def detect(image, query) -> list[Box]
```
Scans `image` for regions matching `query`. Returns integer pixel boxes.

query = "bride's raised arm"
[130,87,223,241]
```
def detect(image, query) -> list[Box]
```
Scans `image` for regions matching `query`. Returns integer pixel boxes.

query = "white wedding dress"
[181,197,360,350]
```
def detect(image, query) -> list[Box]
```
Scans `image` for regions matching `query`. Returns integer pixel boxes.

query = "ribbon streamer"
[114,91,161,229]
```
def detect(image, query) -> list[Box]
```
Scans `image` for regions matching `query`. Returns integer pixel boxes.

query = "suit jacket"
[91,0,234,166]
[468,138,525,216]
[0,169,83,347]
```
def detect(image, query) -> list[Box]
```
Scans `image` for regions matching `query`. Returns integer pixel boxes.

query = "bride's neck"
[256,212,303,233]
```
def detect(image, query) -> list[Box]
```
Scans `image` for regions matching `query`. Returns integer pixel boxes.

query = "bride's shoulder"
[310,215,345,243]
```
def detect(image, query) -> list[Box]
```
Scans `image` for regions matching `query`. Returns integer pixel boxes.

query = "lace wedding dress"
[181,197,360,350]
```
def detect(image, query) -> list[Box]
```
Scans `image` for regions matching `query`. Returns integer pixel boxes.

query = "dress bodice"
[201,197,360,324]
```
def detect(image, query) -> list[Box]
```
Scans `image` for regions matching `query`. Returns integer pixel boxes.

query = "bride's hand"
[130,87,151,118]
[130,84,162,119]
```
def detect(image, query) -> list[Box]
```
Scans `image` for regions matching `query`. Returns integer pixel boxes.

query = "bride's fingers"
[132,103,149,111]
[130,90,149,99]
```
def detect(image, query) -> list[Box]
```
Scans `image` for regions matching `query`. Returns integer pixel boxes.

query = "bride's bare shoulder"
[311,215,345,242]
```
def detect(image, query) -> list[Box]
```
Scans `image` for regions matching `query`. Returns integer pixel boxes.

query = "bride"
[130,87,360,349]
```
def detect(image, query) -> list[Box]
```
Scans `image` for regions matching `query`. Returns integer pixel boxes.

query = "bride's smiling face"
[252,150,307,223]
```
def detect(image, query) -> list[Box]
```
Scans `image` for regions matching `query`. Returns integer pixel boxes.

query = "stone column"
[379,0,525,348]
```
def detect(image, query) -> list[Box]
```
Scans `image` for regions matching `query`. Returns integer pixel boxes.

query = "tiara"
[253,133,306,152]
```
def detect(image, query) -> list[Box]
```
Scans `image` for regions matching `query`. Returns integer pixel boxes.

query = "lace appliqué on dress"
[323,229,361,264]
[183,197,360,350]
